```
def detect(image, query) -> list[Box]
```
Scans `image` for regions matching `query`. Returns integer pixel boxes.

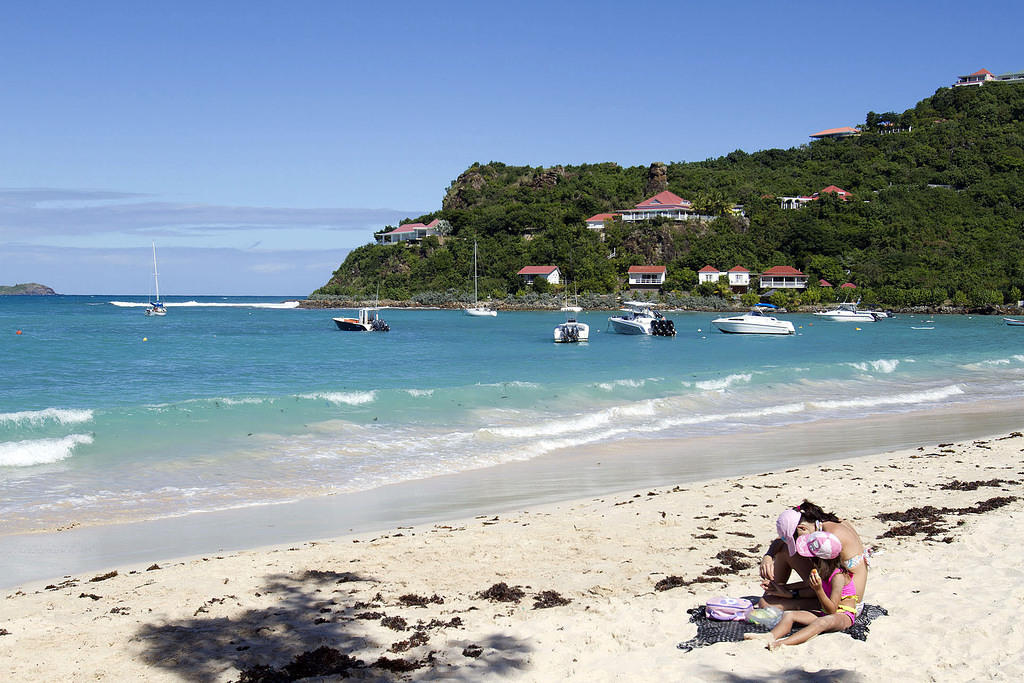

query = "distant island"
[0,283,57,295]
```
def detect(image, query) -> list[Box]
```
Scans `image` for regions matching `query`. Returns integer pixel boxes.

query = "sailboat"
[561,281,582,312]
[145,242,167,316]
[464,241,497,317]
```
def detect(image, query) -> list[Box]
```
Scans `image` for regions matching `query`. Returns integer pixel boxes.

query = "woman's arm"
[759,538,785,582]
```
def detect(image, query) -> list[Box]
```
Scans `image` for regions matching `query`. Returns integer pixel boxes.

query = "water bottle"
[746,606,783,629]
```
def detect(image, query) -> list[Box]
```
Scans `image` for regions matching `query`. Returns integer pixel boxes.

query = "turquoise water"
[2,295,1023,534]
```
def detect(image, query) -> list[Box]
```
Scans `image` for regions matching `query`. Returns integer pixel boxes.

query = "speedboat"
[554,315,589,342]
[1004,318,1024,326]
[333,307,390,331]
[813,302,879,322]
[607,301,675,336]
[712,306,794,335]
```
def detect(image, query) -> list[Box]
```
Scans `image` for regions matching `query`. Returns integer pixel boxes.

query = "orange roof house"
[954,68,994,87]
[809,126,860,139]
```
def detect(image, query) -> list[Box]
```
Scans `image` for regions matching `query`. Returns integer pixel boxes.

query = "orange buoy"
[16,330,22,335]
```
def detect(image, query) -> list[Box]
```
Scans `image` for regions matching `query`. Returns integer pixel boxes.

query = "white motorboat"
[145,242,167,316]
[333,307,390,331]
[554,315,589,342]
[607,301,675,336]
[712,306,795,335]
[464,241,497,317]
[1004,317,1024,326]
[813,302,878,322]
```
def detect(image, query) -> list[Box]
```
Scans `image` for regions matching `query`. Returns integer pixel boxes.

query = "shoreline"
[2,425,1022,679]
[3,398,1024,590]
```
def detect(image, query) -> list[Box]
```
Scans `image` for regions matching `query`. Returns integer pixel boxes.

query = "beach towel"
[676,600,888,652]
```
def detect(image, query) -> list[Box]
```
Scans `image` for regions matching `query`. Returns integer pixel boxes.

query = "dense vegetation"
[313,83,1024,308]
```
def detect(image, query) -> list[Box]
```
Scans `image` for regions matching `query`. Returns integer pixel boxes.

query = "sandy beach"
[2,428,1023,681]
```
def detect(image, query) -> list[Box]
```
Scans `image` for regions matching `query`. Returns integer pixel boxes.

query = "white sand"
[2,431,1023,681]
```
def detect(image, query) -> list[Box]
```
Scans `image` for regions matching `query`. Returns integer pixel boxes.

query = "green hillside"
[314,82,1024,308]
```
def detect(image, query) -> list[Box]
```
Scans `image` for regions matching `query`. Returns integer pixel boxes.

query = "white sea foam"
[483,399,661,438]
[0,408,94,426]
[406,389,435,397]
[0,433,93,467]
[845,359,900,374]
[298,391,377,405]
[810,384,964,410]
[695,373,753,391]
[596,378,646,391]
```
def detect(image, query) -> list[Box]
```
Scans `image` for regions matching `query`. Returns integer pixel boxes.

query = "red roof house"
[585,213,620,229]
[760,266,808,290]
[810,126,860,139]
[619,191,695,222]
[517,265,561,285]
[628,265,667,288]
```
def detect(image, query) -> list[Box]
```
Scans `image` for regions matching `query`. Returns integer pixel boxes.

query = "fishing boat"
[553,314,589,342]
[711,305,794,335]
[607,301,675,336]
[333,307,390,331]
[464,241,497,317]
[145,243,167,316]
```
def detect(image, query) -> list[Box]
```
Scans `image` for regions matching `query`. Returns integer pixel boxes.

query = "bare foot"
[743,633,773,641]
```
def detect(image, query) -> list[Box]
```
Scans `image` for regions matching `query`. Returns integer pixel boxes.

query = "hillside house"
[517,266,561,286]
[376,219,443,244]
[698,265,721,284]
[779,186,852,210]
[809,126,860,140]
[954,69,994,87]
[628,265,666,289]
[727,266,751,292]
[760,266,807,290]
[585,213,620,230]
[619,191,697,222]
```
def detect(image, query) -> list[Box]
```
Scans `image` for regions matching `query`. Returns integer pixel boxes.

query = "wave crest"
[0,433,93,467]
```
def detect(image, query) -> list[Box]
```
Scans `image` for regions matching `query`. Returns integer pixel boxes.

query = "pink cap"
[776,509,801,555]
[796,531,842,559]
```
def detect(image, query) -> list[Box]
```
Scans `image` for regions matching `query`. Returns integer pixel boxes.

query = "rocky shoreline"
[0,283,57,295]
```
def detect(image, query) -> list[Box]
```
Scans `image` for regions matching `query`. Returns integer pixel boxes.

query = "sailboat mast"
[473,241,479,305]
[151,242,160,302]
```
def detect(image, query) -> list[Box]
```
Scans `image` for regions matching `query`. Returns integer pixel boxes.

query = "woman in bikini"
[757,500,870,613]
[746,530,860,649]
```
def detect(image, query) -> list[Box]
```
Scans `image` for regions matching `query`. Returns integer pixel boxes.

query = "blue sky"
[2,1,1021,295]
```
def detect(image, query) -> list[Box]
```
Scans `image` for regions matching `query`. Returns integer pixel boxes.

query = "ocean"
[2,296,1023,553]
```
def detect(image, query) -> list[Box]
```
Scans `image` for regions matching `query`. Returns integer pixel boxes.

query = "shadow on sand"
[132,569,532,681]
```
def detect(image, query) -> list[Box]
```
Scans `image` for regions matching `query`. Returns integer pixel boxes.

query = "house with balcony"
[760,266,807,290]
[954,68,995,87]
[375,218,443,244]
[727,266,751,292]
[619,191,698,223]
[627,265,666,290]
[517,265,561,286]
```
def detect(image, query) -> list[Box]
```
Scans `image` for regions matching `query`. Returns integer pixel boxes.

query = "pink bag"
[705,596,753,621]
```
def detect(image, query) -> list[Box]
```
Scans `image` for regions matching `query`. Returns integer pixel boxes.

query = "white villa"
[376,219,443,244]
[517,265,561,286]
[627,265,666,289]
[619,191,698,222]
[760,266,807,290]
[954,68,1024,87]
[585,213,620,230]
[779,185,852,210]
[698,265,750,292]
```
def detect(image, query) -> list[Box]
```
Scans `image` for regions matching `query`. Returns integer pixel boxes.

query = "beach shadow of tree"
[132,568,532,681]
[711,669,863,683]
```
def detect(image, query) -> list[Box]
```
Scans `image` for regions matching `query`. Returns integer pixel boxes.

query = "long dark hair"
[796,500,841,524]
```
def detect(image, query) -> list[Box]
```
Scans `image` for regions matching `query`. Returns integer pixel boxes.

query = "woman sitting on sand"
[757,500,869,614]
[746,531,860,649]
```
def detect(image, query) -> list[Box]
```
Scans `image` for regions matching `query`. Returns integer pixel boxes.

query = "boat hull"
[712,317,794,335]
[333,318,371,331]
[608,317,650,335]
[464,307,497,317]
[813,312,876,322]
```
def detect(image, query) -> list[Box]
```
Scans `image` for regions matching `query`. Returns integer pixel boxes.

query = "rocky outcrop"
[645,162,668,195]
[442,168,488,211]
[0,283,57,295]
[524,165,566,189]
